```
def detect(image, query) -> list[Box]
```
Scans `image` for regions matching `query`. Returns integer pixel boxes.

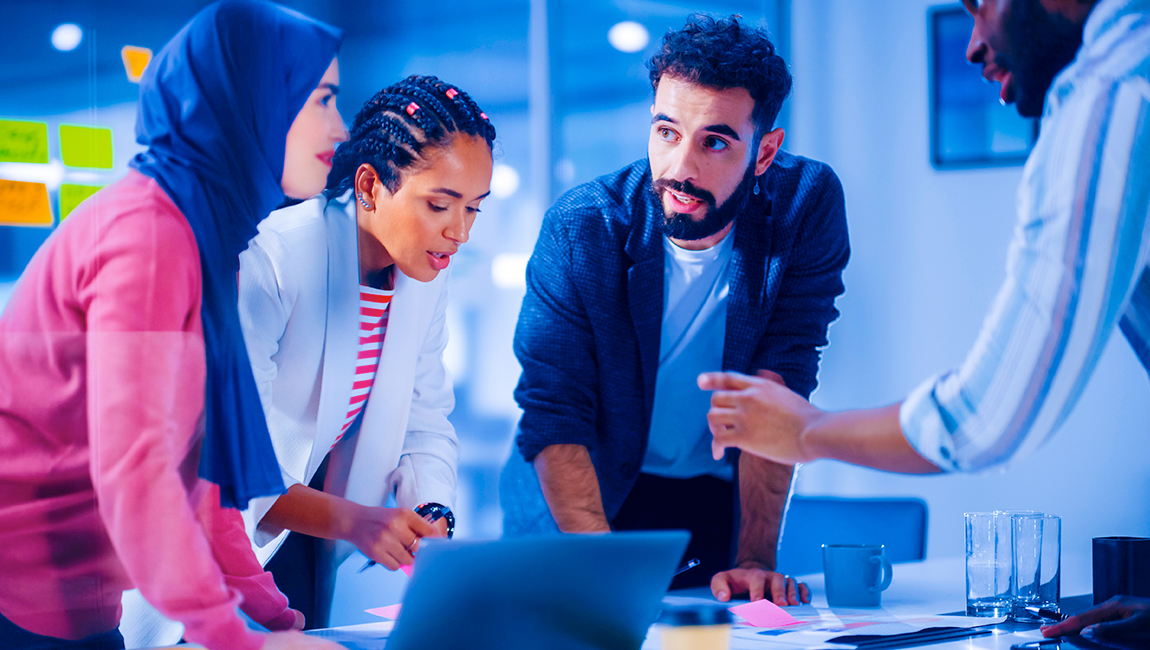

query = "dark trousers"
[610,473,736,590]
[265,455,330,630]
[265,528,326,630]
[0,609,123,650]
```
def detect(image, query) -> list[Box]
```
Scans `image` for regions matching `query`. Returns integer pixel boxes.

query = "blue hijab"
[131,0,342,509]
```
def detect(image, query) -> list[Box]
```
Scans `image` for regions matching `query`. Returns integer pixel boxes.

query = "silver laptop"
[383,531,690,650]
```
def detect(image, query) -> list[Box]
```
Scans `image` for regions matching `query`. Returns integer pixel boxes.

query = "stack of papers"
[653,596,1005,649]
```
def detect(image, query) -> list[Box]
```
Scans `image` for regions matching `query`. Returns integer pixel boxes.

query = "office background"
[2,0,1147,620]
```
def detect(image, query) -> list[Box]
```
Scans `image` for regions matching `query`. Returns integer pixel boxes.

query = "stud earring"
[357,192,372,210]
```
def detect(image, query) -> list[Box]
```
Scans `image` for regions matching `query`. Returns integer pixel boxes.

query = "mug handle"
[869,555,893,592]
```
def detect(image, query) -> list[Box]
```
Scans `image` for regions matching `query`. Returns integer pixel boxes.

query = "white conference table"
[649,554,1095,650]
[160,555,1095,649]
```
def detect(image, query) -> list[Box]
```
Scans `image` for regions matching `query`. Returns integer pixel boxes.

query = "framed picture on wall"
[929,5,1039,168]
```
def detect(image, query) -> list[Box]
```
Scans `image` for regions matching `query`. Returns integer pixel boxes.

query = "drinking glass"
[1011,513,1061,618]
[966,511,1015,617]
[1036,515,1061,610]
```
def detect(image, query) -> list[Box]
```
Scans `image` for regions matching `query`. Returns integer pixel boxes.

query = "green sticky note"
[59,183,104,220]
[0,120,49,164]
[59,124,114,169]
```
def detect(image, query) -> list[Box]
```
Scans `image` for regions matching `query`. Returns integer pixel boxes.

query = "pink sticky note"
[399,564,413,577]
[728,599,799,628]
[365,604,403,619]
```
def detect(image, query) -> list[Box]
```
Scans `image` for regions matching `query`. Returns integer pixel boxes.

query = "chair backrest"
[776,495,928,576]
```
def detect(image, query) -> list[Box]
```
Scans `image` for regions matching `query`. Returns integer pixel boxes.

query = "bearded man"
[699,0,1150,640]
[498,14,849,606]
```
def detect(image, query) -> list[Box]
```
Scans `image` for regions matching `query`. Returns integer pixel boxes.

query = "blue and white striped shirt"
[901,0,1150,472]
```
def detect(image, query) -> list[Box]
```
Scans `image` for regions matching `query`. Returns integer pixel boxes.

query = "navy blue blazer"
[512,153,849,519]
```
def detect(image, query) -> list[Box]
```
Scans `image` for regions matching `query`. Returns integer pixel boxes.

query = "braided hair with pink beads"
[326,74,496,194]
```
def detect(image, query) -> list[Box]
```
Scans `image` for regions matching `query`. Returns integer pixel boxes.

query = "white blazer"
[238,189,458,569]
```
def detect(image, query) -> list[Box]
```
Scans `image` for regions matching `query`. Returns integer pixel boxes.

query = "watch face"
[416,502,455,539]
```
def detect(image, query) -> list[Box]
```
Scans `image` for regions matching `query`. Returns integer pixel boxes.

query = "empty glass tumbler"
[1013,513,1061,615]
[965,511,1061,617]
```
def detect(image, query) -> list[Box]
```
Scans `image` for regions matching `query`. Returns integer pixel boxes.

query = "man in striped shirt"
[701,0,1150,642]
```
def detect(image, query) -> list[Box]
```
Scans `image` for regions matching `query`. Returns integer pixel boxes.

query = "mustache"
[651,178,716,208]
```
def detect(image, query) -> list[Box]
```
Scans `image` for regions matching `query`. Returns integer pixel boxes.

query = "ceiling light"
[608,21,649,53]
[491,253,529,289]
[52,24,83,52]
[490,163,520,199]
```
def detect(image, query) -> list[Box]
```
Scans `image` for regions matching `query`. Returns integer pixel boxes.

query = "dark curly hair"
[647,14,792,137]
[326,74,496,193]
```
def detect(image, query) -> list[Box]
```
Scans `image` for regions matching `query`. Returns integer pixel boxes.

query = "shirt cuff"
[226,573,293,631]
[900,374,961,472]
[393,455,456,512]
[262,608,298,632]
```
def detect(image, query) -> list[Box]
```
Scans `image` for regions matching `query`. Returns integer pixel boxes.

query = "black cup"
[1092,536,1150,604]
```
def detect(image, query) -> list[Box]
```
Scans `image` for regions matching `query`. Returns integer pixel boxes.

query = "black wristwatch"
[415,502,455,539]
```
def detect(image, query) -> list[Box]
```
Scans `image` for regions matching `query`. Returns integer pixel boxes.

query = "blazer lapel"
[308,196,360,480]
[341,271,422,508]
[723,194,773,372]
[626,191,665,419]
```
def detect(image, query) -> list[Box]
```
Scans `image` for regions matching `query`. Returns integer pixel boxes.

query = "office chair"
[776,495,928,576]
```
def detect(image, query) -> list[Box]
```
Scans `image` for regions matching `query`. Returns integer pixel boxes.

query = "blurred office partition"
[778,496,928,577]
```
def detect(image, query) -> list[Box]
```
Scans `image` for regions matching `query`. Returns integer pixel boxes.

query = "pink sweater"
[0,171,292,649]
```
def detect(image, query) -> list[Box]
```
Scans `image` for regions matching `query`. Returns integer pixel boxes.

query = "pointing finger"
[698,371,759,392]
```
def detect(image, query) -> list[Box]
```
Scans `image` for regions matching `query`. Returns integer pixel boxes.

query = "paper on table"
[729,599,800,628]
[365,604,402,619]
[735,611,1006,647]
[727,628,845,650]
[307,621,393,650]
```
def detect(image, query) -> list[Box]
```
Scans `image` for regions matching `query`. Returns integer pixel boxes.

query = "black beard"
[652,163,758,241]
[1000,0,1085,118]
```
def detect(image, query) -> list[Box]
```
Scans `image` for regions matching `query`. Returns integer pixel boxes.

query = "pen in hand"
[357,504,451,574]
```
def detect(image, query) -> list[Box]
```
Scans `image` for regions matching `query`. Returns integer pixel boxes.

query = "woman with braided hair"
[236,74,495,627]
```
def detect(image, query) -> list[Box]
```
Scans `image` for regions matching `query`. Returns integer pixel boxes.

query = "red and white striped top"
[332,284,393,450]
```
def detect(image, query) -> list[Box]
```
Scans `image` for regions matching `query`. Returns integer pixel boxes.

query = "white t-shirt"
[641,229,735,480]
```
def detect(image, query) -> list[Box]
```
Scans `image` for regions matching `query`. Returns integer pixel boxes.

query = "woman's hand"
[1042,596,1150,643]
[430,516,450,538]
[346,505,437,570]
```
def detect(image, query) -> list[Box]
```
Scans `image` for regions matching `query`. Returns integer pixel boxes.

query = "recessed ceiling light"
[608,21,649,53]
[52,23,83,52]
[491,253,530,289]
[490,163,520,199]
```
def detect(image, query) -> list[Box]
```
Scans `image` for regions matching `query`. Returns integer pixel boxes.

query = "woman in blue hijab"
[0,2,346,649]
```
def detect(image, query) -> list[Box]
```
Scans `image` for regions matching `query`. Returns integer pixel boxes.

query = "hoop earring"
[357,192,372,210]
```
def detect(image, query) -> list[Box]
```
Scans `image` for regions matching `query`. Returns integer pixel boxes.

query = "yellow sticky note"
[121,45,153,83]
[0,120,49,164]
[59,183,103,220]
[0,179,53,226]
[59,124,114,169]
